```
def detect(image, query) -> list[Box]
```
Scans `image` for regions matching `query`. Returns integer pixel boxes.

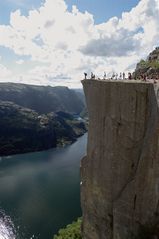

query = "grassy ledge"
[53,218,82,239]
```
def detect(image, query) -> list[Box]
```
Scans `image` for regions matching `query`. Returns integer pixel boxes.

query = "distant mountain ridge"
[0,83,84,114]
[0,83,87,156]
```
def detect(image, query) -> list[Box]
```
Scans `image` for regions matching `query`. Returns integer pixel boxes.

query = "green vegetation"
[53,218,82,239]
[134,47,159,78]
[138,59,159,69]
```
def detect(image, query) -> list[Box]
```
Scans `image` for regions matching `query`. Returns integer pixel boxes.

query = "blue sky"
[0,0,45,24]
[0,0,158,88]
[65,0,140,23]
[0,0,140,24]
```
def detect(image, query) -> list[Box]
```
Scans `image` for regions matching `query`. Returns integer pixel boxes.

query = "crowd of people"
[84,72,132,81]
[84,72,159,83]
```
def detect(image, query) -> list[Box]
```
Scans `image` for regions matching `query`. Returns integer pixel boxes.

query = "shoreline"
[0,132,88,158]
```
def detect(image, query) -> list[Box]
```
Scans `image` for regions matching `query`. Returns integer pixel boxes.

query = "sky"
[0,0,158,88]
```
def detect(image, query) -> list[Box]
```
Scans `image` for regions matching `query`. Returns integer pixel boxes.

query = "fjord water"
[0,134,87,239]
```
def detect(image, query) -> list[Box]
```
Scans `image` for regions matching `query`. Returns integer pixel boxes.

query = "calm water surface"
[0,134,87,239]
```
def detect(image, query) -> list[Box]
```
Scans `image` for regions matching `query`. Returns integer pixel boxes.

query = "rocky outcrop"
[81,79,159,239]
[134,47,159,79]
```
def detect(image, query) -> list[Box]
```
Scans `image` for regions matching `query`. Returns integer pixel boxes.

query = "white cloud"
[0,0,159,87]
[81,0,159,58]
[16,59,24,64]
[0,64,12,79]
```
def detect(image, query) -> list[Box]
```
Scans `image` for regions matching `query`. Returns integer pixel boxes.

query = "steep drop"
[81,79,159,239]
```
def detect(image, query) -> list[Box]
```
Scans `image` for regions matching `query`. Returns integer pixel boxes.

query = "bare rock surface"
[81,79,159,239]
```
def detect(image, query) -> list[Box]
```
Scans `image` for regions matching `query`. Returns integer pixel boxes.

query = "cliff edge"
[81,79,159,239]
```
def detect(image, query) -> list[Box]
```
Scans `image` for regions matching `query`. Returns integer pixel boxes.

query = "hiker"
[154,74,158,83]
[91,72,95,79]
[139,74,143,81]
[123,72,125,80]
[111,73,115,80]
[104,72,106,80]
[143,74,146,82]
[84,72,87,80]
[119,72,122,80]
[154,79,157,84]
[128,72,132,80]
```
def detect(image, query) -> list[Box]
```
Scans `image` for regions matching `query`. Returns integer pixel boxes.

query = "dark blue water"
[0,134,87,239]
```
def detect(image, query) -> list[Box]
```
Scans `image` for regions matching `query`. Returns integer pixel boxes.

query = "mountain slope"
[134,47,159,78]
[0,101,86,156]
[0,83,84,114]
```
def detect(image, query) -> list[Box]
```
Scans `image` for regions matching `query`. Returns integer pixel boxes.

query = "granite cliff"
[81,79,159,239]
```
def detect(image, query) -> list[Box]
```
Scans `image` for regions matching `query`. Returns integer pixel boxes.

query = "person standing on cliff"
[111,72,115,80]
[104,72,106,80]
[143,74,147,82]
[84,72,87,80]
[91,72,96,79]
[128,72,132,80]
[123,72,125,80]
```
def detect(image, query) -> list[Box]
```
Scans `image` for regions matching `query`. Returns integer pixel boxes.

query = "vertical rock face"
[81,79,159,239]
